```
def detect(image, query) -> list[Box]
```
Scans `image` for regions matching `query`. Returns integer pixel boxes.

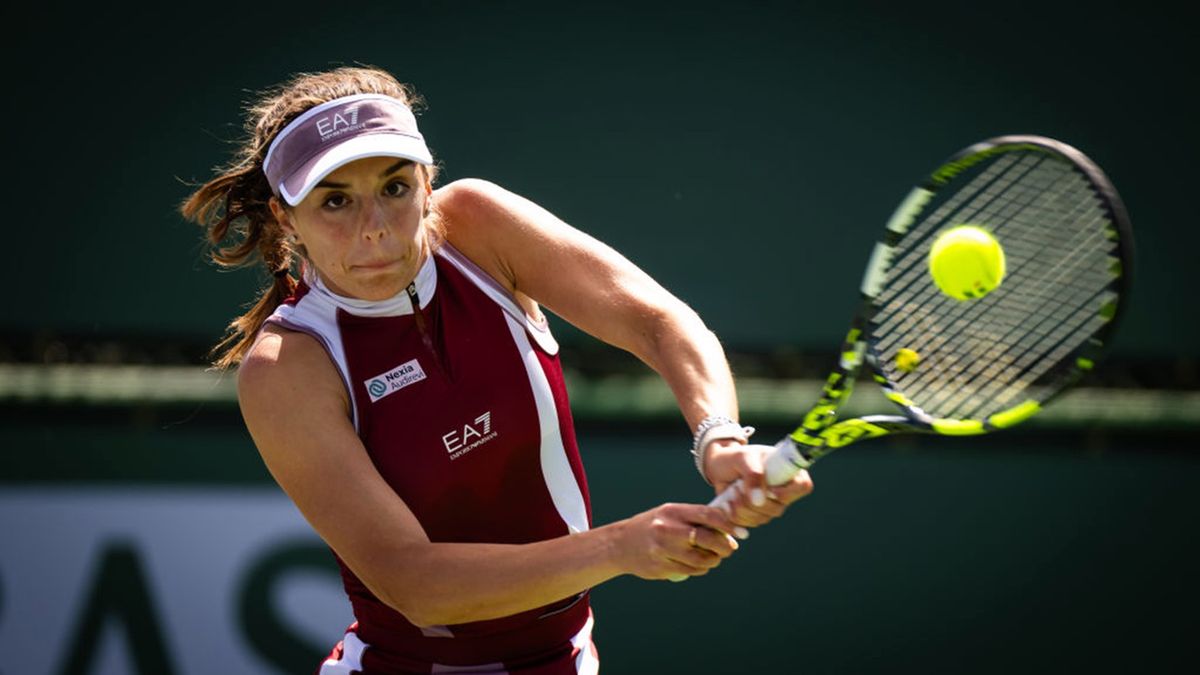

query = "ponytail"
[181,157,295,369]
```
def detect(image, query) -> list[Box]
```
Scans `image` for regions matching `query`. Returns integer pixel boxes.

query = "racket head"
[858,135,1133,434]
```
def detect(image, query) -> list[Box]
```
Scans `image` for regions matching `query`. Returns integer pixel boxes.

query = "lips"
[353,260,400,271]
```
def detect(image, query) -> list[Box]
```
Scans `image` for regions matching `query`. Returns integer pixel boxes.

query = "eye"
[384,179,410,197]
[322,193,349,209]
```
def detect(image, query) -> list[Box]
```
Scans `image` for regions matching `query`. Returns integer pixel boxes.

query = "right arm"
[238,326,740,627]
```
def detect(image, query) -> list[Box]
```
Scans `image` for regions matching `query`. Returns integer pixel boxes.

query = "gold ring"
[688,527,698,548]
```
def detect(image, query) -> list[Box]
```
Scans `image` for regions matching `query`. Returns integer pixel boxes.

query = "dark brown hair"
[181,66,440,369]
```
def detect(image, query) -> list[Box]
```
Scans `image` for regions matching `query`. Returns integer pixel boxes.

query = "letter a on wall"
[56,541,177,675]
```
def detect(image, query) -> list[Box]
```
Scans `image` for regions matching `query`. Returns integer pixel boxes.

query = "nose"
[360,196,388,240]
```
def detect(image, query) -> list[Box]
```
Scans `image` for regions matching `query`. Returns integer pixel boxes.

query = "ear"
[269,197,300,242]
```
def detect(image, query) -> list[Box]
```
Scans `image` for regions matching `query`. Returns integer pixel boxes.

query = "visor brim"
[279,133,433,206]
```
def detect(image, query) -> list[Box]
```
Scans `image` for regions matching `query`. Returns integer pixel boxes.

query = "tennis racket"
[709,134,1134,513]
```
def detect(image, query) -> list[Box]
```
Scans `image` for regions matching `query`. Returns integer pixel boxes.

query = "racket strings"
[880,188,1106,389]
[878,155,1071,308]
[932,217,1116,417]
[888,194,1113,417]
[880,194,1105,414]
[868,151,1119,420]
[936,282,1113,419]
[875,159,1093,354]
[891,262,1109,420]
[886,187,1111,414]
[969,291,1115,416]
[873,156,1056,321]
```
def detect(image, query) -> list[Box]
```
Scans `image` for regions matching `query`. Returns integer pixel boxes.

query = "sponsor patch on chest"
[364,359,427,402]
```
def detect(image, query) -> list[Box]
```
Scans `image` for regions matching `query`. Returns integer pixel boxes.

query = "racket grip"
[707,438,809,516]
[667,439,810,583]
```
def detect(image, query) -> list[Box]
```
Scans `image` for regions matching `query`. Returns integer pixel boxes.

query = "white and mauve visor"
[262,93,433,206]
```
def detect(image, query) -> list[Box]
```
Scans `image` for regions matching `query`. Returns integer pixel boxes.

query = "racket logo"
[820,421,888,448]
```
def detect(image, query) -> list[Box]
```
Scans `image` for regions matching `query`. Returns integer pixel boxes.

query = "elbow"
[666,298,710,337]
[348,544,473,628]
[642,300,713,359]
[350,562,436,628]
[372,579,468,629]
[374,585,440,629]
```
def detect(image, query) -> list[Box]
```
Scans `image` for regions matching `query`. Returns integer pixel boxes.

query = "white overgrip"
[708,438,807,515]
[667,439,810,582]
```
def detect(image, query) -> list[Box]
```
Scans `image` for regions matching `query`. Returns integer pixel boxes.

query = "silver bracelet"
[690,415,754,485]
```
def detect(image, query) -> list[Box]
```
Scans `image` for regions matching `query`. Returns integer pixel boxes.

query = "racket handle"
[667,438,810,583]
[707,438,809,516]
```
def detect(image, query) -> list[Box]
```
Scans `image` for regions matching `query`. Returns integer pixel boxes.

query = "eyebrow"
[314,159,415,189]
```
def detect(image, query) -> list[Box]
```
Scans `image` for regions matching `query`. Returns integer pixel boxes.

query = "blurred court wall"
[3,428,1196,674]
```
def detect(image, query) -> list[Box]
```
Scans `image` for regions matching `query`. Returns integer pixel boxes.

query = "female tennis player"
[182,66,813,674]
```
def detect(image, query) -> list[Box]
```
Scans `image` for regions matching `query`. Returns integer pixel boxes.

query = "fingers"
[688,524,740,557]
[724,495,779,528]
[628,484,821,583]
[661,523,739,580]
[634,460,817,582]
[723,467,814,528]
[680,502,741,539]
[745,456,768,495]
[771,468,815,505]
[707,442,773,527]
[706,440,765,495]
[639,503,742,580]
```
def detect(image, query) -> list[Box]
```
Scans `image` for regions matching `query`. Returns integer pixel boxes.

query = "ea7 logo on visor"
[316,106,362,139]
[364,359,426,403]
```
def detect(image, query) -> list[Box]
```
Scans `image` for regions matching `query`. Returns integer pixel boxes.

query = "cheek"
[296,224,347,263]
[393,203,426,238]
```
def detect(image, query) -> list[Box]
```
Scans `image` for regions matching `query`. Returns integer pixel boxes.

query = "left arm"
[435,179,812,525]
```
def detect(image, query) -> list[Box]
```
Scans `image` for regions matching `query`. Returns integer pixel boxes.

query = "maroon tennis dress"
[266,243,598,674]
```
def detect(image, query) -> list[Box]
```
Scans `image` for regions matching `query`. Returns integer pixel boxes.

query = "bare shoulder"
[434,178,560,246]
[433,178,513,225]
[431,177,661,329]
[237,324,350,420]
[433,179,527,294]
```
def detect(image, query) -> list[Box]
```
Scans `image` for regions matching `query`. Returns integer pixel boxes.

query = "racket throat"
[765,437,815,482]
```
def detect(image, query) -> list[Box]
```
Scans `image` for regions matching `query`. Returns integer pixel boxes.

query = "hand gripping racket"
[709,135,1134,514]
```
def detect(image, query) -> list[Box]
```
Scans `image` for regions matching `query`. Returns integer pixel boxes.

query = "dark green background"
[3,2,1197,674]
[6,1,1197,358]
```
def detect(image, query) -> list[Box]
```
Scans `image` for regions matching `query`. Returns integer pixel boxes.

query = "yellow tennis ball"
[895,348,920,373]
[928,225,1006,300]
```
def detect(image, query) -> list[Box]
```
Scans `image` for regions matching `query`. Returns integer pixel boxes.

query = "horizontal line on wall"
[1,364,1197,430]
